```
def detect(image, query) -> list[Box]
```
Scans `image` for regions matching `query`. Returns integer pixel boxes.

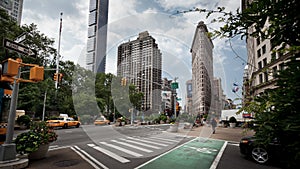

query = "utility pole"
[55,12,63,90]
[42,90,47,121]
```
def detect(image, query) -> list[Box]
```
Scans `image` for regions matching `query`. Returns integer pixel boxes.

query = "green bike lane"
[136,138,227,169]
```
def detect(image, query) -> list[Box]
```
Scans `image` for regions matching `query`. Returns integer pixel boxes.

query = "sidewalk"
[177,126,255,142]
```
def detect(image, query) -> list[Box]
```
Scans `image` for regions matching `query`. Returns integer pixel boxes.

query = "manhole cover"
[54,159,79,167]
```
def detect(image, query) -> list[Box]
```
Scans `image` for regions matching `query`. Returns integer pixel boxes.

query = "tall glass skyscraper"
[86,0,109,73]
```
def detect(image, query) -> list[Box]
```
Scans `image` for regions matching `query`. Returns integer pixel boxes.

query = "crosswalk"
[69,134,193,168]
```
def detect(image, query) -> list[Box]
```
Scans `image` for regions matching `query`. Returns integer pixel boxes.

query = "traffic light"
[2,58,19,76]
[54,73,63,82]
[121,77,127,86]
[58,73,63,82]
[176,102,179,111]
[54,73,58,81]
[29,66,44,81]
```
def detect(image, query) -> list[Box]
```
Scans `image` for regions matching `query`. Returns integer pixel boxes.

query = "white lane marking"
[49,145,71,151]
[227,142,239,146]
[87,143,130,163]
[119,138,161,149]
[127,137,168,147]
[209,141,228,169]
[99,142,143,157]
[111,140,153,153]
[71,146,102,169]
[138,137,176,145]
[149,136,179,143]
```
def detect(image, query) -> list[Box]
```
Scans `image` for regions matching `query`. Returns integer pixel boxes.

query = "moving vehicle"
[94,116,110,125]
[47,115,80,129]
[239,136,281,164]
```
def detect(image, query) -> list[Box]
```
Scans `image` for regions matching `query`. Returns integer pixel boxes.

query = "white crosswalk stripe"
[99,141,143,157]
[73,135,192,167]
[127,137,168,147]
[149,136,180,143]
[111,140,153,153]
[119,138,162,149]
[87,143,130,163]
[139,137,179,144]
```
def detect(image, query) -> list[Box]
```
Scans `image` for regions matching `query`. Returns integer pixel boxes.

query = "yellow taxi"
[47,116,80,129]
[94,117,110,125]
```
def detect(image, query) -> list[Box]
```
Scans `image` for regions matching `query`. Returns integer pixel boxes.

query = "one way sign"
[3,39,36,56]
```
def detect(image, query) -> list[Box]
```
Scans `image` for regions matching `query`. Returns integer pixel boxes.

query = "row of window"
[257,44,266,58]
[258,58,267,69]
[258,63,284,85]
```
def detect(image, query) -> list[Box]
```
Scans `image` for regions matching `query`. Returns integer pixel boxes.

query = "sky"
[21,0,247,107]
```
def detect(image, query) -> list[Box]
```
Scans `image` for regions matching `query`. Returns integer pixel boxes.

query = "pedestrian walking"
[211,118,217,134]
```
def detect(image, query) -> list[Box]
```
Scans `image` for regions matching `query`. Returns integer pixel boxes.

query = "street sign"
[14,33,27,43]
[3,39,36,56]
[171,82,178,89]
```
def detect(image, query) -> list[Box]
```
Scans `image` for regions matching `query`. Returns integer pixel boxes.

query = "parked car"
[47,116,80,129]
[94,117,110,125]
[239,136,281,164]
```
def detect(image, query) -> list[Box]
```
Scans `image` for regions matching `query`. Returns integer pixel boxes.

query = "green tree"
[129,84,144,111]
[72,65,99,118]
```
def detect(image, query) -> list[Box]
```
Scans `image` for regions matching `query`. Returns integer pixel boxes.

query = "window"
[89,0,97,11]
[86,37,95,52]
[88,11,96,26]
[259,74,263,84]
[262,45,266,54]
[258,62,262,69]
[264,72,268,82]
[272,66,277,76]
[263,58,267,67]
[279,63,284,70]
[256,38,260,46]
[257,49,261,58]
[88,25,96,38]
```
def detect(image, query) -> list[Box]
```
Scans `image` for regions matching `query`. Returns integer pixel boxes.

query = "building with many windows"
[212,77,226,115]
[117,31,162,113]
[242,0,291,102]
[190,21,215,115]
[86,0,109,73]
[0,0,23,25]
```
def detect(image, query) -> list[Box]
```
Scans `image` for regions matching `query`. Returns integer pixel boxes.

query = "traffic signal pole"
[0,67,20,161]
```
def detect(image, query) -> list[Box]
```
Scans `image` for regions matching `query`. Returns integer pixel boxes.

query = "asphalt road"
[49,125,281,169]
[217,142,281,169]
[52,124,192,169]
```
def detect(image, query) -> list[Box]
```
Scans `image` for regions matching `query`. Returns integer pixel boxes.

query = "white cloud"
[108,0,139,23]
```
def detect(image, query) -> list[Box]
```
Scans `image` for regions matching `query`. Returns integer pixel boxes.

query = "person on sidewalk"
[211,117,217,134]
